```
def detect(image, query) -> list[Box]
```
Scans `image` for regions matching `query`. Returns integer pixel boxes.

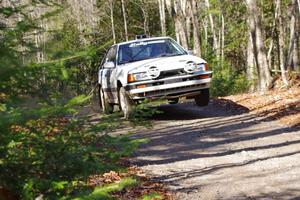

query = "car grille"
[160,69,185,78]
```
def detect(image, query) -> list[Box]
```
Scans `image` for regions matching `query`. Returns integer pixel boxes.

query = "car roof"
[117,36,172,46]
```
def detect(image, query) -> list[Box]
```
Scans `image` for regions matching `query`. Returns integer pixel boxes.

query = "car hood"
[119,54,207,74]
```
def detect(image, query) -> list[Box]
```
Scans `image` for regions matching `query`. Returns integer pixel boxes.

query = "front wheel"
[119,87,135,119]
[195,89,210,106]
[99,86,113,114]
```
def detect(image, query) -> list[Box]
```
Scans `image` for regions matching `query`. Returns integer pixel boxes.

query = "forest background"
[0,0,299,199]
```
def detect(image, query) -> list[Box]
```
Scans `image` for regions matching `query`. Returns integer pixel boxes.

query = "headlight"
[196,63,209,71]
[184,61,197,73]
[128,72,149,83]
[185,62,209,74]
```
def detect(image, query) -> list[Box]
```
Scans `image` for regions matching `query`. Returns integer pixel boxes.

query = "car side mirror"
[104,61,115,69]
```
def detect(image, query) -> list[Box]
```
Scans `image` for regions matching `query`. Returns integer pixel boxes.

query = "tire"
[119,87,134,119]
[168,98,179,104]
[195,89,210,107]
[99,86,113,114]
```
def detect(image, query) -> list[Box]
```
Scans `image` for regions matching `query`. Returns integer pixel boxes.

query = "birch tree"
[203,15,208,55]
[109,0,116,44]
[287,0,299,71]
[245,0,272,91]
[141,0,150,35]
[246,30,257,91]
[205,0,218,52]
[173,0,188,49]
[190,0,201,56]
[121,0,129,41]
[275,0,289,86]
[220,12,224,68]
[165,0,188,49]
[158,0,166,36]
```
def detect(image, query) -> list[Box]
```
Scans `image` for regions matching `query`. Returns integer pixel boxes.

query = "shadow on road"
[134,113,296,166]
[132,99,300,199]
[152,99,250,121]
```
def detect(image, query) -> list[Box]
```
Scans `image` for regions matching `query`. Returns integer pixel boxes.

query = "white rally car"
[98,36,212,118]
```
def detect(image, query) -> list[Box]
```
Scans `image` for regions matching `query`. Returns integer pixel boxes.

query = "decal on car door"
[101,45,118,103]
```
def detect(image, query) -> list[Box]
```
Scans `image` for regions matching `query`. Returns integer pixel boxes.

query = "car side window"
[100,46,117,69]
[104,46,117,67]
[100,51,108,70]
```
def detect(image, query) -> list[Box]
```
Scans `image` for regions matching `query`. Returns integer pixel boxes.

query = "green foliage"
[88,113,123,133]
[129,100,164,127]
[142,192,163,200]
[0,108,145,199]
[210,62,250,97]
[60,19,82,51]
[70,177,138,200]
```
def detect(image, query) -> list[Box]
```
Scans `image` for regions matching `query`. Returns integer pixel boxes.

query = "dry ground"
[129,87,300,200]
[223,86,300,128]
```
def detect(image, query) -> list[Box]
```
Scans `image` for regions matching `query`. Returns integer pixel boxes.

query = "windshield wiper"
[119,60,136,65]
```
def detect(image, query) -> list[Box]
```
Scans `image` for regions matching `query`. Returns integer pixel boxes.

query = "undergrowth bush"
[129,100,164,127]
[210,63,250,97]
[0,101,147,199]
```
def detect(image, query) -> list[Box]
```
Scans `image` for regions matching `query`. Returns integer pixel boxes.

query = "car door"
[100,46,118,103]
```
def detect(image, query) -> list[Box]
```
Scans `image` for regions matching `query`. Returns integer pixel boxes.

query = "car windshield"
[117,39,187,65]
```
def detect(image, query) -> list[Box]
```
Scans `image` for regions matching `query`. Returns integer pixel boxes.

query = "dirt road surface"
[131,100,300,200]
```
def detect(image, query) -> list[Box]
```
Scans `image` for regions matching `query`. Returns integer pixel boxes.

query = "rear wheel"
[195,89,210,106]
[119,87,134,119]
[168,98,179,104]
[99,86,113,114]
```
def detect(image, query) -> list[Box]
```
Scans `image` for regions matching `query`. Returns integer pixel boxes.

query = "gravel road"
[131,100,300,200]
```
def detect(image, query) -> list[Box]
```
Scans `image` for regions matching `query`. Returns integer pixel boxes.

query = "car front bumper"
[127,72,212,100]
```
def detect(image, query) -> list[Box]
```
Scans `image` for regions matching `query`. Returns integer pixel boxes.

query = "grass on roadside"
[141,192,163,200]
[71,177,138,200]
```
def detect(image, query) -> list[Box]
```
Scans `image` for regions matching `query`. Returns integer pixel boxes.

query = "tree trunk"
[204,17,208,55]
[205,0,218,52]
[221,13,225,68]
[143,8,149,36]
[174,22,180,43]
[267,39,274,71]
[246,32,255,91]
[190,0,201,56]
[174,16,188,49]
[158,0,166,36]
[141,0,149,35]
[109,0,116,44]
[268,7,277,73]
[247,30,257,91]
[121,0,128,41]
[173,0,188,49]
[287,0,299,71]
[186,15,192,44]
[246,0,272,91]
[275,0,289,87]
[293,0,299,71]
[292,20,299,72]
